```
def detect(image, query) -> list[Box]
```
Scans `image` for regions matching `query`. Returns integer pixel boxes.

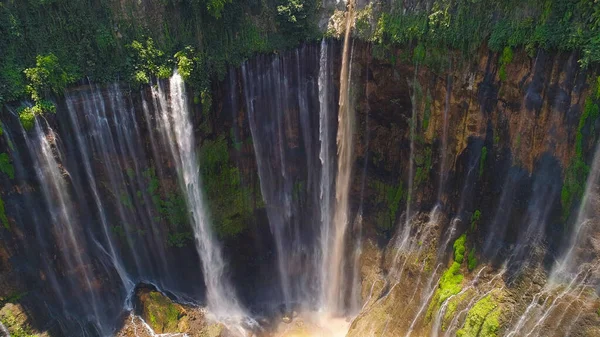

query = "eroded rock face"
[348,212,600,337]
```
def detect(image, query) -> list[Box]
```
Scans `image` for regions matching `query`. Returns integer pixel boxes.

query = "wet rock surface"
[117,285,231,337]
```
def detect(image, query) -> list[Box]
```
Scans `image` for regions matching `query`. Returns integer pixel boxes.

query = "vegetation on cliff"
[199,135,259,238]
[373,0,600,68]
[0,306,38,337]
[456,292,502,337]
[561,95,600,221]
[0,0,320,110]
[427,234,467,319]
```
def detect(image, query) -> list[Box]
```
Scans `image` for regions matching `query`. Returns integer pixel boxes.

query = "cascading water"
[323,0,355,314]
[23,118,110,335]
[318,38,335,309]
[155,72,247,322]
[241,43,324,311]
[552,141,600,282]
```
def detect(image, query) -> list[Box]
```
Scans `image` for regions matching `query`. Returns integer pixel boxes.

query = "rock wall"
[0,38,598,336]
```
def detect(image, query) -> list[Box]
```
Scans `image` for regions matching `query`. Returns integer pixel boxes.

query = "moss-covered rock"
[135,287,187,334]
[456,291,503,337]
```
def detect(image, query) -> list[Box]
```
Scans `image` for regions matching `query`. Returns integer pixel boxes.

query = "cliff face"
[0,37,599,336]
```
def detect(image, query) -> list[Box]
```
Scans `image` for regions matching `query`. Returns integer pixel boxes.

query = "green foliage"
[422,91,432,131]
[443,290,472,330]
[200,135,257,238]
[129,38,172,85]
[427,261,464,319]
[374,0,600,68]
[116,167,193,247]
[427,234,471,319]
[468,248,478,271]
[562,98,600,221]
[206,0,232,19]
[0,309,37,337]
[498,47,513,81]
[17,100,56,131]
[0,153,14,179]
[453,234,467,264]
[0,197,8,229]
[456,293,502,337]
[413,43,426,64]
[355,4,375,40]
[479,147,488,178]
[371,178,404,232]
[143,168,192,248]
[276,0,318,41]
[24,53,73,101]
[0,0,311,104]
[414,146,433,187]
[471,210,481,232]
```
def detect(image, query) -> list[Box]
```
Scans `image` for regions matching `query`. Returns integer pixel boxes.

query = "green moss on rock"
[467,248,478,271]
[200,135,260,238]
[456,292,502,337]
[443,289,473,331]
[453,234,467,264]
[136,289,186,334]
[427,261,464,319]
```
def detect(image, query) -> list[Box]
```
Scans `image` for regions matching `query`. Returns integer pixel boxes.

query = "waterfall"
[438,73,452,201]
[389,69,419,275]
[551,141,600,283]
[65,89,134,293]
[242,55,296,308]
[241,45,322,310]
[156,72,246,320]
[23,118,108,334]
[323,0,355,314]
[318,38,335,309]
[349,40,369,315]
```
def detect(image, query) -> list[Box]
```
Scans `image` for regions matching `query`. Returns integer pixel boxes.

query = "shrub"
[479,147,487,178]
[498,47,513,81]
[24,53,73,101]
[468,248,477,271]
[17,100,56,131]
[200,136,258,238]
[0,198,8,229]
[0,153,14,179]
[471,210,481,231]
[453,234,467,264]
[561,98,600,221]
[128,38,172,85]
